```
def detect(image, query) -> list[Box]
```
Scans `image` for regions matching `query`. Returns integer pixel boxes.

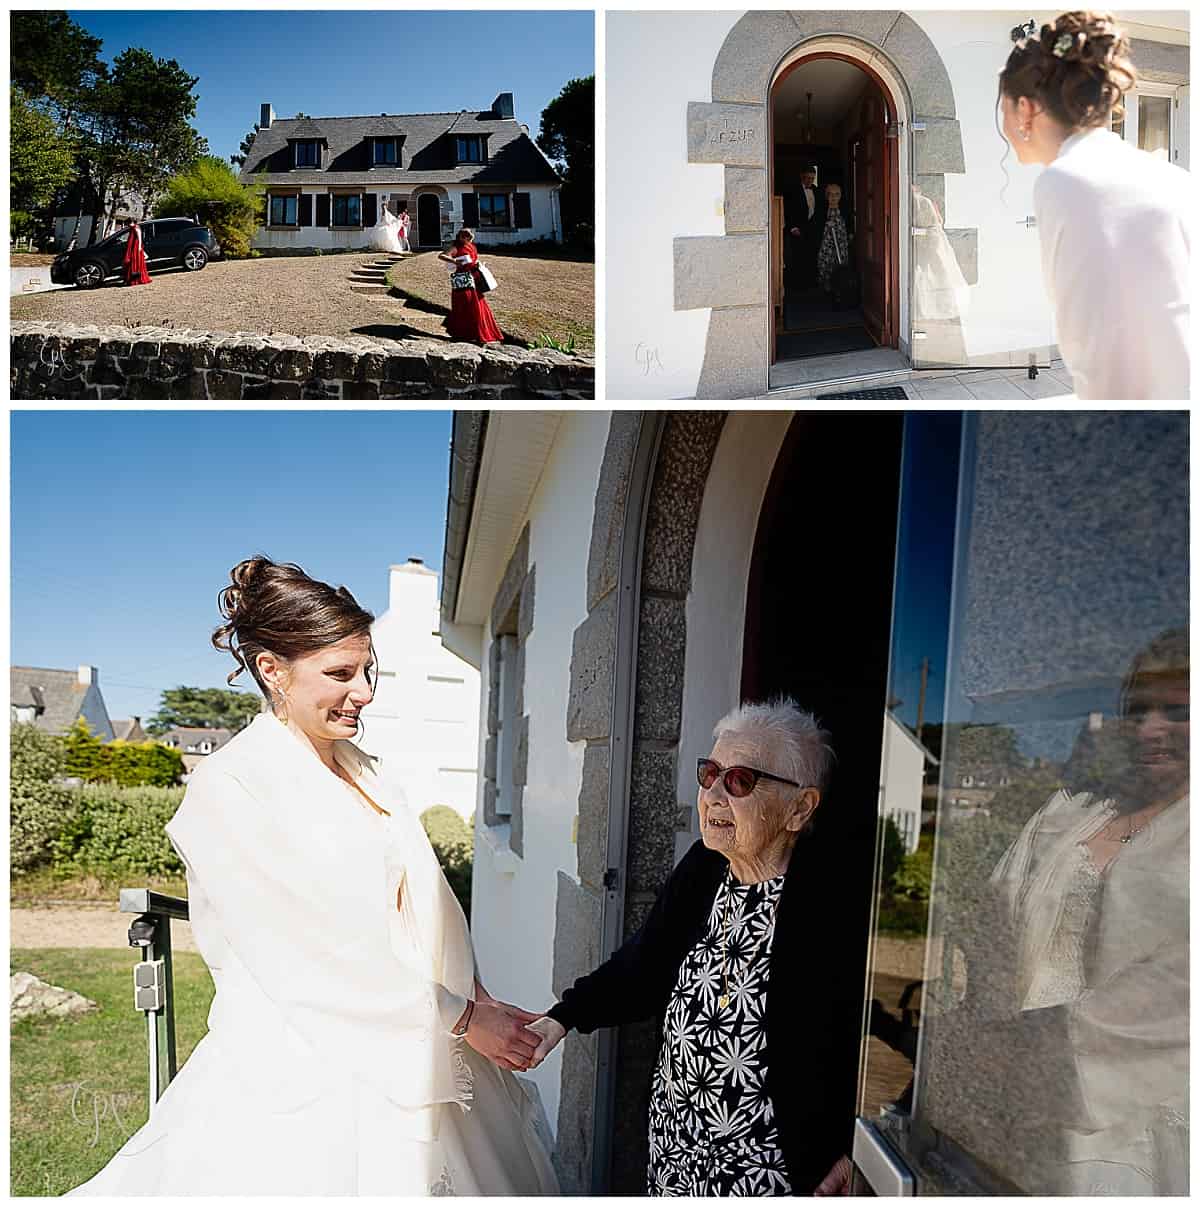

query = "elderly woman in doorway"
[526,698,857,1196]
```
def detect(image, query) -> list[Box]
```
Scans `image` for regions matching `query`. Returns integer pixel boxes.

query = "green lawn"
[11,867,188,905]
[10,948,214,1196]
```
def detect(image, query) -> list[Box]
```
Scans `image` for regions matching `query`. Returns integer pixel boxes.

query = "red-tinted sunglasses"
[697,757,801,798]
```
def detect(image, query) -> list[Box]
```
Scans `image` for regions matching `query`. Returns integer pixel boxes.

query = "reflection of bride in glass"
[988,628,1189,1194]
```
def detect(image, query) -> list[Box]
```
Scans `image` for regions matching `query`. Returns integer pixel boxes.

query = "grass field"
[387,248,594,352]
[10,947,214,1196]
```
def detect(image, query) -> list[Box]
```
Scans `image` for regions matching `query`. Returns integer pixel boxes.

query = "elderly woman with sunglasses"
[525,697,857,1196]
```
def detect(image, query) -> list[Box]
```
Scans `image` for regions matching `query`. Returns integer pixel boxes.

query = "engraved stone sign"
[686,102,766,168]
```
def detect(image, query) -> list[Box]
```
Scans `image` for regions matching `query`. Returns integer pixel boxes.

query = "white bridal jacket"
[1033,126,1192,400]
[67,713,559,1196]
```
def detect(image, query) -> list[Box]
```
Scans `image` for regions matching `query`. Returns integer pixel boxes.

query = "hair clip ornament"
[1053,32,1080,58]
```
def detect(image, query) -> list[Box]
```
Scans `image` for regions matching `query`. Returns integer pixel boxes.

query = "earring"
[273,691,288,724]
[1021,125,1032,142]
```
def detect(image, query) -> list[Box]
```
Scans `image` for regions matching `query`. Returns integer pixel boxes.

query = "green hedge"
[10,725,79,876]
[54,784,186,878]
[64,719,185,786]
[421,805,473,919]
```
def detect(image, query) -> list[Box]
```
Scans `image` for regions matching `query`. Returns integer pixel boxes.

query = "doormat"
[815,386,908,399]
[776,327,877,359]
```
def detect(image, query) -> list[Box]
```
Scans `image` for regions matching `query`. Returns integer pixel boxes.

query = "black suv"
[51,218,221,289]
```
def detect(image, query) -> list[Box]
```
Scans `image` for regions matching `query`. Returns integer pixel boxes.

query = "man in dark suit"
[784,165,825,288]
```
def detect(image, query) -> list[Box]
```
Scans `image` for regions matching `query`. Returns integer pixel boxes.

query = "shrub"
[894,833,934,901]
[155,154,259,259]
[10,724,78,876]
[63,718,185,786]
[56,784,186,878]
[421,805,473,919]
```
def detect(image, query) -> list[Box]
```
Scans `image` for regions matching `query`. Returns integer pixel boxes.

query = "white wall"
[469,411,610,1133]
[880,714,925,855]
[607,11,740,399]
[359,562,480,820]
[607,10,1188,395]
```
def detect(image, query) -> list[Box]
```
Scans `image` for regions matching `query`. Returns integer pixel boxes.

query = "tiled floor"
[904,363,1075,401]
[767,359,1076,401]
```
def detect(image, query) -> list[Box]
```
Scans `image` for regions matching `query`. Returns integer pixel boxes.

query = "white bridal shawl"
[164,713,477,1136]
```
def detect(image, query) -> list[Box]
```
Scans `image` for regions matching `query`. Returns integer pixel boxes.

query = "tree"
[68,47,208,244]
[157,155,260,258]
[9,10,105,123]
[229,124,259,168]
[10,86,78,237]
[537,76,594,245]
[147,687,263,734]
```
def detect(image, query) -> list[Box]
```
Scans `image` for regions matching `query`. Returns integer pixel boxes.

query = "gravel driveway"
[9,254,471,345]
[12,905,197,953]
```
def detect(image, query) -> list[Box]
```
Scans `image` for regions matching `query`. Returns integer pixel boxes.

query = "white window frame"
[1112,82,1186,167]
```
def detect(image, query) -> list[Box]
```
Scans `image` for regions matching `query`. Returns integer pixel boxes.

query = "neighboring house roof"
[111,718,147,742]
[239,110,560,188]
[11,666,98,735]
[158,726,234,753]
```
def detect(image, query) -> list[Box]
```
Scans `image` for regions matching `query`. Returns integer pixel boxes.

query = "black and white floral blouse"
[647,870,791,1196]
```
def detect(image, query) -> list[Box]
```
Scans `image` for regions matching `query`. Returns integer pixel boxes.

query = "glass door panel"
[1137,94,1172,159]
[909,42,1055,370]
[856,411,1190,1195]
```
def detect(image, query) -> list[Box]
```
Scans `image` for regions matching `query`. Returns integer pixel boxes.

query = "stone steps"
[346,253,408,295]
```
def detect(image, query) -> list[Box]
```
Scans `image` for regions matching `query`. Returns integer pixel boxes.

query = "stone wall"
[10,322,595,401]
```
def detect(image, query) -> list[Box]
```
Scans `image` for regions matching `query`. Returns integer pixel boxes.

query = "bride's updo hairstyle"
[1000,11,1136,129]
[212,556,375,699]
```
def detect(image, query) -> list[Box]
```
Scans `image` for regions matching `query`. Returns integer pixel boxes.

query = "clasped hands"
[460,987,565,1073]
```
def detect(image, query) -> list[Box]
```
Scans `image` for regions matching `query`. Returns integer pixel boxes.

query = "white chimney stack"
[77,665,97,686]
[260,102,274,130]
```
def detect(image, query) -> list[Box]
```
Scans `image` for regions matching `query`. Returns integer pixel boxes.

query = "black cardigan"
[547,837,862,1194]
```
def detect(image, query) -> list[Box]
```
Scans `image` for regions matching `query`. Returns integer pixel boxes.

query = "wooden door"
[855,85,888,345]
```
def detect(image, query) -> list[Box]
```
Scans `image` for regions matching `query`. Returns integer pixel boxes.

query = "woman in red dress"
[123,220,151,286]
[439,228,502,344]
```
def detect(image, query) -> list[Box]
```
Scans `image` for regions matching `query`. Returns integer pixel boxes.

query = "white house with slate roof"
[239,93,563,251]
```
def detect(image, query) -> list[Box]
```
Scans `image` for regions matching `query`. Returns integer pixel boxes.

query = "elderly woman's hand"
[813,1155,852,1196]
[524,1015,566,1069]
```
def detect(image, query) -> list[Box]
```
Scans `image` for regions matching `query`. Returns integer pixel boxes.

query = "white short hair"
[712,696,835,792]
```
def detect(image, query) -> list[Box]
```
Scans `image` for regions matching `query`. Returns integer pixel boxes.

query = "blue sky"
[66,9,595,163]
[11,411,454,724]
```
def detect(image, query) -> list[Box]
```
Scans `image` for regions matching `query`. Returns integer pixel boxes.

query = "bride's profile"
[67,556,559,1196]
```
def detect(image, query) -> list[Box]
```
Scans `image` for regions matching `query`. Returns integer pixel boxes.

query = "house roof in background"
[11,666,90,735]
[239,110,559,188]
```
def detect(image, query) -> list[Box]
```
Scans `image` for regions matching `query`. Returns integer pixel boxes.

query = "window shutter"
[363,193,377,228]
[316,194,330,228]
[299,194,313,227]
[514,192,533,229]
[462,193,479,227]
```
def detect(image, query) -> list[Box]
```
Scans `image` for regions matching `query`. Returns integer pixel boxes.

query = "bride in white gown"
[67,557,559,1197]
[369,207,408,256]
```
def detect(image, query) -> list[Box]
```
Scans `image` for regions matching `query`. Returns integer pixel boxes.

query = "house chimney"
[260,102,275,130]
[492,92,515,119]
[77,665,97,686]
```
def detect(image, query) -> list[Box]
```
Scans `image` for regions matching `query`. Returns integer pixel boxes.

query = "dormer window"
[456,136,485,163]
[293,141,320,168]
[373,137,398,166]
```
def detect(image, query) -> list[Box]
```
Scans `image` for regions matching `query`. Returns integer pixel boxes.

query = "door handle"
[852,1117,916,1196]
